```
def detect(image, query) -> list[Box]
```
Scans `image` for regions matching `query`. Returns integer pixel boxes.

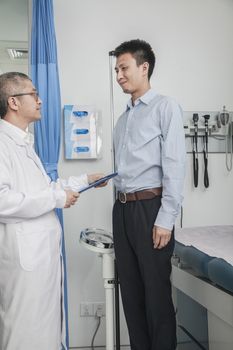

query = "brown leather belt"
[118,187,162,204]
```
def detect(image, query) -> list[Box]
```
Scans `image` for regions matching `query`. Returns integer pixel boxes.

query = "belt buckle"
[119,192,127,204]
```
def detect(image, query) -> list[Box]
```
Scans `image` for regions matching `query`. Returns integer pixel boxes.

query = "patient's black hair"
[114,39,156,79]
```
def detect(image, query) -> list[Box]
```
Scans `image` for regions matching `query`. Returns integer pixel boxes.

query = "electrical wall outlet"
[93,302,105,317]
[80,302,105,317]
[80,302,94,317]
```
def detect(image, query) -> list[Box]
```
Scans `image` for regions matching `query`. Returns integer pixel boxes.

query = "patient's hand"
[87,173,107,188]
[152,225,171,249]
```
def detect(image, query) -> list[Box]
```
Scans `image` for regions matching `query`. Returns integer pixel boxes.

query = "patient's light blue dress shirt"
[113,88,186,231]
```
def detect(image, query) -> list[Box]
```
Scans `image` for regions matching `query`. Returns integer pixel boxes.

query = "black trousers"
[113,196,177,350]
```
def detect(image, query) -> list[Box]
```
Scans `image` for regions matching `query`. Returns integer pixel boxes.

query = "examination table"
[172,225,233,350]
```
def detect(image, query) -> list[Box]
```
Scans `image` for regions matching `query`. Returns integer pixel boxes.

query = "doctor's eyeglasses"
[11,92,40,102]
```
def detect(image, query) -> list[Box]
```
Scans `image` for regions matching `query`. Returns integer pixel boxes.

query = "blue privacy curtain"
[30,0,69,348]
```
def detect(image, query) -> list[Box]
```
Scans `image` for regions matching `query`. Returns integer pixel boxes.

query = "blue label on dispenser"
[73,111,88,117]
[73,129,89,135]
[73,146,90,153]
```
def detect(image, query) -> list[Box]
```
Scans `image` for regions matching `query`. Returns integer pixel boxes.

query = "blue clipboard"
[79,172,118,193]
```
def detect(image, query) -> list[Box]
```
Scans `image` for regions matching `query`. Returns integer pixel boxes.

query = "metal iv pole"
[109,50,121,350]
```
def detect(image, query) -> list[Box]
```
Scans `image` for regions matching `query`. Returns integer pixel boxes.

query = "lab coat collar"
[0,119,47,180]
[0,119,34,146]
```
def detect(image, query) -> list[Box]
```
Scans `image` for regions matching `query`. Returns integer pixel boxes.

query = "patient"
[112,39,186,350]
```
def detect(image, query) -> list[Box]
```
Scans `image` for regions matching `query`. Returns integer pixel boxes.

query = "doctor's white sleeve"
[0,145,65,223]
[56,174,88,192]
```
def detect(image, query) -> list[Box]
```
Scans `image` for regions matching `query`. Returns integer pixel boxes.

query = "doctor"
[0,72,104,350]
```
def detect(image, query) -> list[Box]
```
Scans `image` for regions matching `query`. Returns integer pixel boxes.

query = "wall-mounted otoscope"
[192,113,199,187]
[202,114,210,188]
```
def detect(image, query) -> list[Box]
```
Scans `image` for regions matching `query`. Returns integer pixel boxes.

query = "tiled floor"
[70,348,130,350]
[71,348,130,350]
[70,344,198,350]
[177,344,200,349]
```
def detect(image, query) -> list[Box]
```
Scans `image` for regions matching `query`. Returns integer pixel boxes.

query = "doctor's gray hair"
[0,72,31,118]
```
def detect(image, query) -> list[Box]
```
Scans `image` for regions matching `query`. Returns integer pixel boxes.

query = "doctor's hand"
[87,173,108,188]
[152,225,171,249]
[64,190,79,208]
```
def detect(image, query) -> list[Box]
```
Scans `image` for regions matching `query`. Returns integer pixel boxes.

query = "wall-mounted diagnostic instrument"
[217,106,232,171]
[183,108,233,188]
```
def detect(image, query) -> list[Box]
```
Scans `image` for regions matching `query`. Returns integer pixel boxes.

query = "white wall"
[53,0,233,347]
[0,0,28,41]
[0,0,28,74]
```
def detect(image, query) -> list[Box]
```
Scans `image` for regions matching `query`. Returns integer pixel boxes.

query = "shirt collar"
[126,88,158,110]
[0,119,34,145]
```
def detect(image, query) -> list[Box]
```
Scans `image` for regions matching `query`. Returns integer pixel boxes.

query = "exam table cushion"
[174,226,233,294]
[175,225,233,267]
[208,258,233,294]
[174,241,213,278]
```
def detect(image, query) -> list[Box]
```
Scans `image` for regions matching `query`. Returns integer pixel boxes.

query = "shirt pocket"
[16,229,51,271]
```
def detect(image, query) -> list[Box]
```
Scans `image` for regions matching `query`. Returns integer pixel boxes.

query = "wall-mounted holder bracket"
[183,111,233,153]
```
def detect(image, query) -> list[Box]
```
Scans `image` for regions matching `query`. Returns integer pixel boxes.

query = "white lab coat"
[0,120,87,350]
